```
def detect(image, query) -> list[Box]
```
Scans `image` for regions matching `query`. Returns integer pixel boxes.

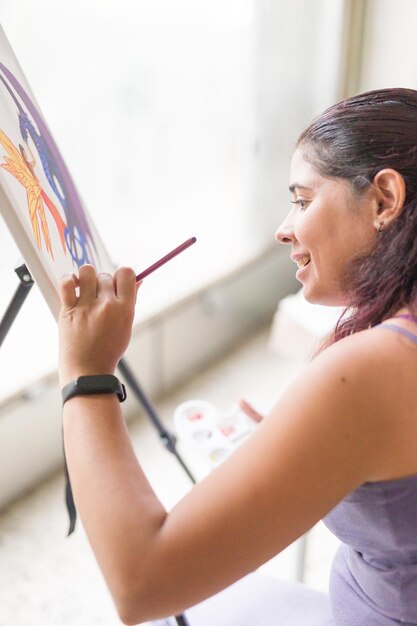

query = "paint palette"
[173,399,258,468]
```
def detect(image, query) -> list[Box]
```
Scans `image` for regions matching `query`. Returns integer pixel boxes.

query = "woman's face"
[276,149,377,306]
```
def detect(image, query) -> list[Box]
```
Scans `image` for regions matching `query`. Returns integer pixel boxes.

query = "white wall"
[359,0,417,91]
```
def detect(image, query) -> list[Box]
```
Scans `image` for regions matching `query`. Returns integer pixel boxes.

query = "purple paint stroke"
[0,61,98,257]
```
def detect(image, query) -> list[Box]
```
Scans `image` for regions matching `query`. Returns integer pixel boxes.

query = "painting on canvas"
[0,26,114,319]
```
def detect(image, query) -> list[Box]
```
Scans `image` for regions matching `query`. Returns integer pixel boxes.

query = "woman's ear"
[371,168,406,231]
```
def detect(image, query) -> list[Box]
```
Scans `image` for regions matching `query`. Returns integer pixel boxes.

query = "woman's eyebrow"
[289,183,313,193]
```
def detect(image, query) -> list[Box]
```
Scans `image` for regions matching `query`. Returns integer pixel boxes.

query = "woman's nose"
[275,214,295,244]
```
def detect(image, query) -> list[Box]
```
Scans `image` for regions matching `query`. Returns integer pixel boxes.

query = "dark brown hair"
[297,88,417,350]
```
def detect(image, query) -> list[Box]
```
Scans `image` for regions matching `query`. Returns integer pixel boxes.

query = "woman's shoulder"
[312,319,413,377]
[308,322,413,425]
[308,325,388,388]
[306,321,417,481]
[315,317,417,383]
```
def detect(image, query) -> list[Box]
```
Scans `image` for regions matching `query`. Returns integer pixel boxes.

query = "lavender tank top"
[323,317,417,625]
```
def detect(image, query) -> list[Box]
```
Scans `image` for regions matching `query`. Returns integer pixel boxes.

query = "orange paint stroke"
[0,129,67,258]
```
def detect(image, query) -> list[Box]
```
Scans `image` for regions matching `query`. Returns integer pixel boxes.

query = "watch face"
[62,375,126,404]
[78,375,118,393]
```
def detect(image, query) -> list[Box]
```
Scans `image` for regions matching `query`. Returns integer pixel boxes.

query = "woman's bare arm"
[59,266,396,624]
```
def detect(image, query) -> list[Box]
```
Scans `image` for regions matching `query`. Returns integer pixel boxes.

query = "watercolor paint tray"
[173,399,258,468]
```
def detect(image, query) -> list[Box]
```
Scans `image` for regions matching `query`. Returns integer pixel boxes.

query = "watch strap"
[61,374,127,405]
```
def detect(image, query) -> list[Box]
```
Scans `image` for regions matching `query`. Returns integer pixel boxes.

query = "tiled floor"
[0,327,339,626]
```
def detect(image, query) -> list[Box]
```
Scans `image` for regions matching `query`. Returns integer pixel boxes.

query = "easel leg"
[0,263,34,348]
[117,358,196,485]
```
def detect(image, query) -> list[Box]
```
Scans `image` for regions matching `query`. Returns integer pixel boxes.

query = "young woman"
[58,88,417,626]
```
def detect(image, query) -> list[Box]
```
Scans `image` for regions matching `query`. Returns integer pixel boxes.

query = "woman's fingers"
[59,274,79,309]
[114,267,137,303]
[60,265,137,308]
[97,272,116,298]
[78,264,99,304]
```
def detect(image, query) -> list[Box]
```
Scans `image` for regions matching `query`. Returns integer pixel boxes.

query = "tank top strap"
[393,313,417,324]
[376,323,417,346]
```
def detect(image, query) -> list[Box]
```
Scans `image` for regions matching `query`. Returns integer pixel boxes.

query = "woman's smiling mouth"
[293,254,312,280]
[296,254,311,269]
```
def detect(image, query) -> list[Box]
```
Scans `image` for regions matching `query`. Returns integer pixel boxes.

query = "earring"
[378,220,384,233]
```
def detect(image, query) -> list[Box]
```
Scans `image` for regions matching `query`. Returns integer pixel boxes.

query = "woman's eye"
[291,199,309,211]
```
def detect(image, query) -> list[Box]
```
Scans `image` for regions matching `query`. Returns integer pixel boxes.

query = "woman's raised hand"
[58,265,139,386]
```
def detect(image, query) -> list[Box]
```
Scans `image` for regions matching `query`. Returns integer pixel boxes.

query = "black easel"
[0,262,34,348]
[0,262,193,626]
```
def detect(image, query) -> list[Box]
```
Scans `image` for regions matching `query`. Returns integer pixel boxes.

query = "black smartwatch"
[61,374,127,405]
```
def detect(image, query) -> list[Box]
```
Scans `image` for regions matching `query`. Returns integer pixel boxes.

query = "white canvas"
[0,26,115,319]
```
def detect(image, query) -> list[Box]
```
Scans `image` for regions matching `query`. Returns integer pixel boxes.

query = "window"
[0,0,346,397]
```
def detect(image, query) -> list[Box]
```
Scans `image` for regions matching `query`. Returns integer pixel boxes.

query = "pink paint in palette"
[188,412,204,421]
[174,399,258,468]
